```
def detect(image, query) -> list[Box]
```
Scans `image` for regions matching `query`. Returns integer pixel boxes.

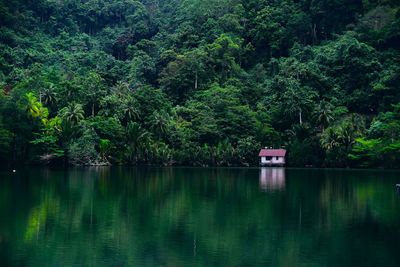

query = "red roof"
[259,149,286,157]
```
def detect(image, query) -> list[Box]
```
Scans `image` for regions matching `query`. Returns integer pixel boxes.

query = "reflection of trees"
[319,170,400,227]
[0,168,400,266]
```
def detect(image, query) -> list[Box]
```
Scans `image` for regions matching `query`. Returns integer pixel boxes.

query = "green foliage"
[349,105,400,167]
[59,103,85,125]
[99,138,112,163]
[236,137,261,166]
[68,127,99,165]
[26,92,49,122]
[0,0,399,167]
[320,114,366,167]
[30,115,64,163]
[0,124,13,160]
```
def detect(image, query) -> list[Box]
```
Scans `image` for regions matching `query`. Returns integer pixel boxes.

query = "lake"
[0,167,400,267]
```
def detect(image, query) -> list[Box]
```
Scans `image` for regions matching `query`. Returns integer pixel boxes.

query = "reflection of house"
[258,148,286,166]
[259,168,285,191]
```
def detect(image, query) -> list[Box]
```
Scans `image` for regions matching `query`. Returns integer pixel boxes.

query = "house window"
[265,156,272,160]
[276,157,279,160]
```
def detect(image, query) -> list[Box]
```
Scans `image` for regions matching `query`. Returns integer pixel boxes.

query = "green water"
[1,167,400,267]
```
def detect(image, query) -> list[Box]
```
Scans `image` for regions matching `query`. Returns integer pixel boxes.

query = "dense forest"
[0,0,399,167]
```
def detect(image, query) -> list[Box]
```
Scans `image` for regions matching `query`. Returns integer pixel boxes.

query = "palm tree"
[151,142,172,165]
[60,103,85,125]
[26,92,42,118]
[126,122,150,163]
[26,92,49,120]
[149,110,170,139]
[313,100,334,130]
[320,127,341,151]
[215,139,235,166]
[42,84,57,106]
[320,114,365,151]
[124,104,140,121]
[285,123,310,142]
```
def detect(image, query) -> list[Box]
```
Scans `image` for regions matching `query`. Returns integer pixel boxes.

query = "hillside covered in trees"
[0,0,399,167]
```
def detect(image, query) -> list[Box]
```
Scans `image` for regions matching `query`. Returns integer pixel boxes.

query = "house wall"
[260,156,285,165]
[272,157,285,164]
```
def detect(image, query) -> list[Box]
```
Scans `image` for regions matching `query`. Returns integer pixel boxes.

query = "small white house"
[259,148,287,166]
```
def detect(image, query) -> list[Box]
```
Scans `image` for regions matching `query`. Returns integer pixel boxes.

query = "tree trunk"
[311,23,317,44]
[92,103,95,117]
[194,72,198,89]
[299,110,303,125]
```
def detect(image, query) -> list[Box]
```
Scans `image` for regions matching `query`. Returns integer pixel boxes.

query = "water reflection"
[1,168,400,267]
[259,167,285,191]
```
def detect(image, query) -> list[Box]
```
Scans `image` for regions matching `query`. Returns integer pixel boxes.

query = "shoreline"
[2,165,399,172]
